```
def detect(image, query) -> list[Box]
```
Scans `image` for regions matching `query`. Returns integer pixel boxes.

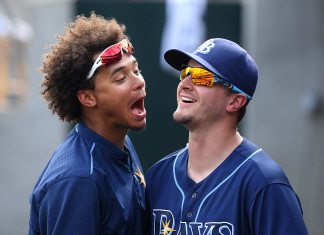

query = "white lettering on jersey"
[153,209,176,235]
[153,209,234,235]
[195,39,215,54]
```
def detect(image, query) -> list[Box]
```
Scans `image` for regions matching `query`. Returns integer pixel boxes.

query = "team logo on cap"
[195,39,215,54]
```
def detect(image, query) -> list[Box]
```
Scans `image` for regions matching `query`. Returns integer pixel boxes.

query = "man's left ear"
[226,93,247,112]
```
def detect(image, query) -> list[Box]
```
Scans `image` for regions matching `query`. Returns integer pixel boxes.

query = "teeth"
[182,97,194,103]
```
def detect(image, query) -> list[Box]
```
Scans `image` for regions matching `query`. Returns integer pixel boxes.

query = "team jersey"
[29,122,146,235]
[145,138,308,235]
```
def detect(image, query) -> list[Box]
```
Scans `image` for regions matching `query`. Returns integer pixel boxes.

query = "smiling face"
[88,53,146,131]
[173,59,229,130]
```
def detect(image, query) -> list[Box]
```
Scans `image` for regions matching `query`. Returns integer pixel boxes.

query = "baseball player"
[145,38,308,234]
[29,13,147,234]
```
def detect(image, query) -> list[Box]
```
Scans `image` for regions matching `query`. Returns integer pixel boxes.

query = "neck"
[187,122,243,183]
[82,116,127,149]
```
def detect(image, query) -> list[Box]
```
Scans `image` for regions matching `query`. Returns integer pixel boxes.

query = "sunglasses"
[180,66,252,100]
[86,39,134,79]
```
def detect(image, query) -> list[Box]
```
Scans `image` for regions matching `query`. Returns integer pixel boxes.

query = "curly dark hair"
[40,12,129,122]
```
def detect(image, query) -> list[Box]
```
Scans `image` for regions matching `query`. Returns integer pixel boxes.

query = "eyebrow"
[110,58,138,77]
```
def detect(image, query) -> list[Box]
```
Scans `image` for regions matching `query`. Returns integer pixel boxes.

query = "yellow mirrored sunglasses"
[179,66,252,100]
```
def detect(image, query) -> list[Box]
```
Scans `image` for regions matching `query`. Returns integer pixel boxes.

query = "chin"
[173,111,192,124]
[130,120,146,131]
[130,125,146,132]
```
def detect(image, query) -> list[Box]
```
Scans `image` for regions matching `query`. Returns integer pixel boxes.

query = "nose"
[134,73,145,91]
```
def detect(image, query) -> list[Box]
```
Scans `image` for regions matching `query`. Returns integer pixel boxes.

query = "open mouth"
[181,96,196,103]
[131,97,146,115]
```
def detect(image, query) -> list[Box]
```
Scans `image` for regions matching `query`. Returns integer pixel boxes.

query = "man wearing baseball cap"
[145,38,308,234]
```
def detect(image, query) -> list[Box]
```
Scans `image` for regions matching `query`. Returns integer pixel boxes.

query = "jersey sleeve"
[35,177,100,235]
[249,183,308,234]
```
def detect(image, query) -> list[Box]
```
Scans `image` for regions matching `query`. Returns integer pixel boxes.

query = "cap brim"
[164,49,226,79]
[164,49,192,71]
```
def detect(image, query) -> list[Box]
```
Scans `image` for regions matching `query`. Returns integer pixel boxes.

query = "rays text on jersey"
[153,209,234,235]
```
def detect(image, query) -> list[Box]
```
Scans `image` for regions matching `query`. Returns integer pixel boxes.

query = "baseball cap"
[164,38,258,99]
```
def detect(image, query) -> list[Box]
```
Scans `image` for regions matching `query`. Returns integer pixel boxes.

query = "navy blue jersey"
[29,122,146,235]
[146,139,308,235]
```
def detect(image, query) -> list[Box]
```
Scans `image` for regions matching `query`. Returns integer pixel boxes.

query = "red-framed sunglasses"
[86,39,134,79]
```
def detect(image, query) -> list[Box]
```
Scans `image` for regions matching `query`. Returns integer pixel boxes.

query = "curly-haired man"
[29,13,147,235]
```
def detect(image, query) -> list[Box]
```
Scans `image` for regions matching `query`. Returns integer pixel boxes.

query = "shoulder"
[236,139,290,185]
[230,139,298,214]
[233,139,294,208]
[31,129,97,198]
[247,149,290,186]
[29,176,101,233]
[146,147,187,175]
[45,176,99,197]
[29,175,99,214]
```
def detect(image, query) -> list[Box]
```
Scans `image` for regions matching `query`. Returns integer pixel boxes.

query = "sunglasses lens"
[180,67,215,86]
[180,67,190,81]
[192,68,214,86]
[101,45,122,64]
[100,39,134,66]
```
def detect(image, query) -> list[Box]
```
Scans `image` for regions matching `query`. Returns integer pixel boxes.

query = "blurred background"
[0,0,323,234]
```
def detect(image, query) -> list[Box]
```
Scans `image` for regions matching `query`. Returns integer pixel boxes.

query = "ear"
[77,90,97,107]
[226,93,247,113]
